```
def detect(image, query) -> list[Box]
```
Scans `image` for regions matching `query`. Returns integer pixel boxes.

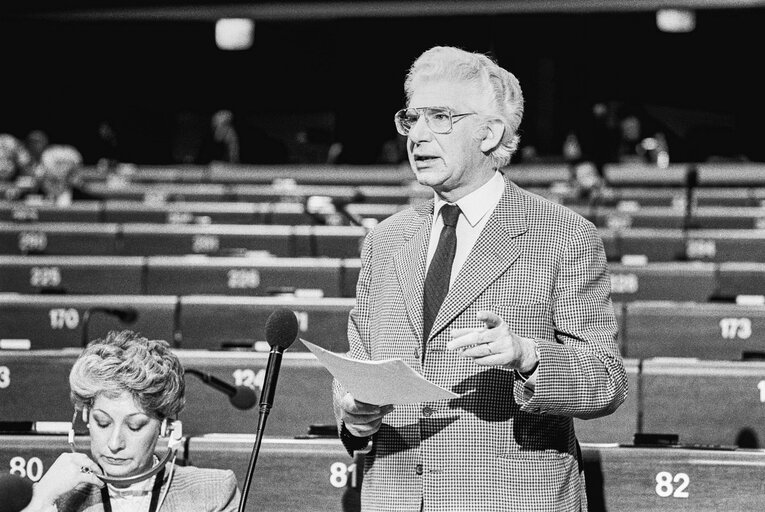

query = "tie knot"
[440,204,460,227]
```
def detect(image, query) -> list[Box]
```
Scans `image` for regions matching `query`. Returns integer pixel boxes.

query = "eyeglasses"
[394,107,476,136]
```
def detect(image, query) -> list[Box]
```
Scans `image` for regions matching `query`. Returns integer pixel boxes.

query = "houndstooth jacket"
[336,174,628,512]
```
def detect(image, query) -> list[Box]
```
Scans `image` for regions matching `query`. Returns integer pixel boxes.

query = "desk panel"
[178,296,353,352]
[0,295,177,349]
[641,359,765,447]
[145,256,343,296]
[617,229,686,262]
[717,262,765,299]
[103,201,260,224]
[84,183,229,202]
[623,302,765,360]
[120,224,292,257]
[608,262,716,302]
[0,255,144,294]
[574,359,639,444]
[294,226,367,259]
[0,351,336,438]
[686,230,765,262]
[0,223,117,255]
[0,201,101,223]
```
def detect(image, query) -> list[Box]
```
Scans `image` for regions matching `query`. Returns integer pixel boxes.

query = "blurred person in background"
[19,144,98,205]
[0,133,32,182]
[200,109,240,164]
[24,129,50,174]
[22,330,240,512]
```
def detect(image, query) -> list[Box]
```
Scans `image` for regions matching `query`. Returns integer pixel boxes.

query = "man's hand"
[335,391,394,438]
[447,310,539,373]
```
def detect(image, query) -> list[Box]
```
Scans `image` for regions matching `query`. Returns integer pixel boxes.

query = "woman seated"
[23,330,241,512]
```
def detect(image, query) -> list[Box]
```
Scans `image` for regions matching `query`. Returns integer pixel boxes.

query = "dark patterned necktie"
[422,204,461,343]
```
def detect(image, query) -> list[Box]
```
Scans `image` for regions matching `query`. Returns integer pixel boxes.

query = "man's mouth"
[414,155,440,165]
[103,457,130,465]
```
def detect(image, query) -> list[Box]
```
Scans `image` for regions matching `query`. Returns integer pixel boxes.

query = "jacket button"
[415,464,423,475]
[421,406,433,417]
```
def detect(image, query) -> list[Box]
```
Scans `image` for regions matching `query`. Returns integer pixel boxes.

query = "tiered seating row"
[1,256,762,301]
[4,201,765,229]
[2,352,765,448]
[3,434,762,512]
[5,222,765,264]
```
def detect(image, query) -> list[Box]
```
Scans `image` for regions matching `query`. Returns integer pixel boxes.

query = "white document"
[301,339,459,405]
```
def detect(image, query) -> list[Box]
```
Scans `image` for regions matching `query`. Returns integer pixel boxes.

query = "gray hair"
[404,46,524,167]
[69,330,185,419]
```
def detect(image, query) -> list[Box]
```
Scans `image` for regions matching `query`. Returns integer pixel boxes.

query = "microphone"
[332,190,366,227]
[81,306,139,347]
[238,308,298,512]
[184,368,258,410]
[680,165,698,259]
[0,474,34,512]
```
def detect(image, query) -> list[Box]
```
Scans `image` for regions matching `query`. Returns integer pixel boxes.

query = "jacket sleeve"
[215,470,241,512]
[514,220,628,419]
[333,229,375,455]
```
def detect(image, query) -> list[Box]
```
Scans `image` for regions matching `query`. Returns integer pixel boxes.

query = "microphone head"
[230,386,258,410]
[0,473,34,512]
[265,308,298,350]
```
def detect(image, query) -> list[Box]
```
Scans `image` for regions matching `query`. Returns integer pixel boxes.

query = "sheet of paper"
[301,339,459,405]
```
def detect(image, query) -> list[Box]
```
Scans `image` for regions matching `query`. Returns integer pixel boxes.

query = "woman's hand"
[24,453,104,511]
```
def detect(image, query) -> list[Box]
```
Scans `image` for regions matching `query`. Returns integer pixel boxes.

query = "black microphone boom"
[238,308,298,512]
[184,369,258,410]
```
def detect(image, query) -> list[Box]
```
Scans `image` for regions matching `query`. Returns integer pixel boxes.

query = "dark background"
[1,2,763,165]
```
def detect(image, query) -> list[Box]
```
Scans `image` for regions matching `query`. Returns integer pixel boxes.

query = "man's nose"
[408,115,433,143]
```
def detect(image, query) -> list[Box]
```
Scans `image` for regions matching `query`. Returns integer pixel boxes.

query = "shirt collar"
[433,171,505,227]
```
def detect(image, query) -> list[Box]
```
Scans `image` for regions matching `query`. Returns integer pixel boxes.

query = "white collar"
[433,171,505,227]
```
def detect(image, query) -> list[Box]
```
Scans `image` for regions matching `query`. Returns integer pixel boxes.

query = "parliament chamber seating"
[5,161,765,505]
[2,433,764,512]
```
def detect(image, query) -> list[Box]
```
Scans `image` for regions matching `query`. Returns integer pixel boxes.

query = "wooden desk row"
[5,222,765,264]
[1,255,764,301]
[2,292,765,360]
[1,352,765,448]
[3,434,762,511]
[73,161,765,188]
[4,200,765,231]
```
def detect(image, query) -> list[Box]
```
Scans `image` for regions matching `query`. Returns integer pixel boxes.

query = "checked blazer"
[54,465,240,512]
[336,173,628,512]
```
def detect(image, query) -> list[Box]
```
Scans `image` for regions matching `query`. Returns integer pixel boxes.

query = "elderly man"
[333,46,627,511]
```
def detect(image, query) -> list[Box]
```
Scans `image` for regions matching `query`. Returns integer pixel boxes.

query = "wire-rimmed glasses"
[394,106,476,136]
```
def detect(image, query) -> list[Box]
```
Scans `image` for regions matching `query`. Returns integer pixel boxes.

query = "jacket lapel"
[427,177,528,343]
[393,200,434,342]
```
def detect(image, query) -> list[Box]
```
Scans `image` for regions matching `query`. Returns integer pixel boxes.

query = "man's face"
[406,80,492,202]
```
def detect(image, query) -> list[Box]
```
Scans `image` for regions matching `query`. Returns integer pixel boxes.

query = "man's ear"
[479,119,506,153]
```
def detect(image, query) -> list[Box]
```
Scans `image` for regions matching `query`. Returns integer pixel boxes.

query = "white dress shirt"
[425,170,505,282]
[425,171,539,388]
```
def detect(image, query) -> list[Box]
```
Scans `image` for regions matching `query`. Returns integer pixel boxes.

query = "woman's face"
[88,391,161,479]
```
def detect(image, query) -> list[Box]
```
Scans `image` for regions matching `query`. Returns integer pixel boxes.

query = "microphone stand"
[238,345,285,512]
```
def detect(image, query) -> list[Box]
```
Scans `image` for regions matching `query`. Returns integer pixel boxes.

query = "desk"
[120,224,293,256]
[178,296,353,351]
[0,351,337,438]
[0,201,101,223]
[608,262,716,302]
[623,301,765,360]
[0,294,176,349]
[0,222,118,255]
[0,255,144,294]
[145,256,344,296]
[641,359,765,448]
